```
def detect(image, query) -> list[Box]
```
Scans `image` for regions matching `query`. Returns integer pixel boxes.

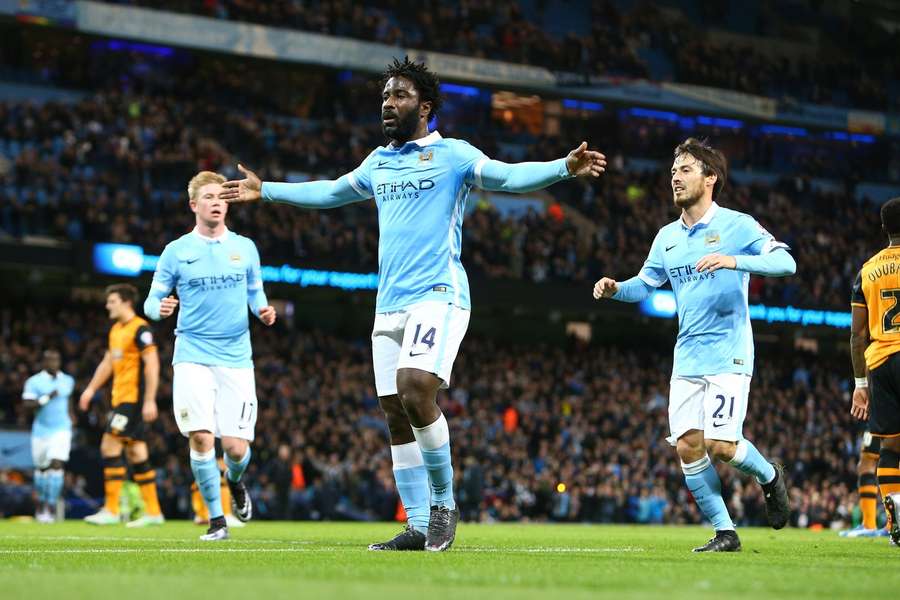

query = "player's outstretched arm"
[221,164,368,209]
[477,142,606,193]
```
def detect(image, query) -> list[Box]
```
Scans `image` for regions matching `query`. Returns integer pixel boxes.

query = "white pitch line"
[0,548,324,554]
[0,546,644,555]
[0,535,312,545]
[458,547,645,554]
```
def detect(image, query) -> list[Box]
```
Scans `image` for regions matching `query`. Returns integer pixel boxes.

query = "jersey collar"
[680,201,719,230]
[192,226,230,243]
[390,130,443,150]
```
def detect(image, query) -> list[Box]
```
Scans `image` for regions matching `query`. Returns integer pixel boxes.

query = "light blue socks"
[412,413,455,510]
[391,441,431,533]
[728,439,776,484]
[224,447,251,483]
[683,455,734,531]
[190,448,223,519]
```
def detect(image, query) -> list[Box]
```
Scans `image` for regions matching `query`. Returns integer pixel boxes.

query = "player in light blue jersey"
[593,138,795,552]
[144,171,277,541]
[22,349,75,523]
[221,57,606,551]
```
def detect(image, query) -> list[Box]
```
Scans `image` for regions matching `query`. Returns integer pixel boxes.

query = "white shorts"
[173,363,257,441]
[372,301,471,397]
[666,373,751,446]
[32,430,71,469]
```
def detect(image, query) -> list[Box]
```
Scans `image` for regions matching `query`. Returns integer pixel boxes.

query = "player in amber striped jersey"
[79,284,164,527]
[850,196,900,546]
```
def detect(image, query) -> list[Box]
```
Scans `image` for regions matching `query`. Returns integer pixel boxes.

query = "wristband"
[38,394,50,406]
[855,377,868,389]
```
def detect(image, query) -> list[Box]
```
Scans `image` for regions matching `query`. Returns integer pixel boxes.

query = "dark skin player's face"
[43,351,61,374]
[381,76,431,144]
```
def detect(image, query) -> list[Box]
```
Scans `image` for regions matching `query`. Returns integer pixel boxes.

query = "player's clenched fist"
[258,305,277,326]
[159,296,179,318]
[593,277,618,299]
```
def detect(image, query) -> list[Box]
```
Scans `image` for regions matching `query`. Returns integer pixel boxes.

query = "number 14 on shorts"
[409,323,436,357]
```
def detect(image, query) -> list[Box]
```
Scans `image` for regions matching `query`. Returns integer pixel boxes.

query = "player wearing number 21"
[221,57,606,552]
[593,138,795,552]
[144,171,276,541]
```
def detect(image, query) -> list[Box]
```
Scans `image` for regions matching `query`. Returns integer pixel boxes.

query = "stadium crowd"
[0,87,887,310]
[0,305,868,529]
[100,0,900,110]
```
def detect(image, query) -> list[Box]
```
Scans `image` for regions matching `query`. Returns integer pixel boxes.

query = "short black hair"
[673,137,728,201]
[882,197,900,236]
[381,56,443,122]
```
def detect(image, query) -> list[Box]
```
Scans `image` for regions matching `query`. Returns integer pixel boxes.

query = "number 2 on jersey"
[880,288,900,333]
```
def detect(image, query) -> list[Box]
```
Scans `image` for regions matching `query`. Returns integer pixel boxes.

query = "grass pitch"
[0,520,896,599]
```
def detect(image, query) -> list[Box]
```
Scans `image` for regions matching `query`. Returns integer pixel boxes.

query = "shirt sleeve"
[134,325,156,353]
[452,140,490,186]
[22,376,37,401]
[61,375,75,399]
[637,231,668,288]
[851,270,867,308]
[144,243,178,320]
[739,215,790,255]
[246,240,268,317]
[347,150,377,198]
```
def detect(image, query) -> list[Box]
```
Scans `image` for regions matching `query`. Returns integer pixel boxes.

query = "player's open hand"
[220,164,262,203]
[142,401,158,423]
[259,305,277,326]
[566,142,606,178]
[78,388,94,412]
[159,296,179,318]
[850,387,869,421]
[696,254,737,273]
[593,277,618,299]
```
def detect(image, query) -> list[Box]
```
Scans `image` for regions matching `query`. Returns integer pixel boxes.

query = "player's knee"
[705,439,737,462]
[189,431,215,453]
[378,394,407,423]
[859,454,877,473]
[125,442,148,464]
[675,437,705,463]
[395,369,438,406]
[222,438,248,460]
[100,434,122,457]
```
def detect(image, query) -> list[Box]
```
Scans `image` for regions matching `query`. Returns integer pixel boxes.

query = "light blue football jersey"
[637,203,788,377]
[348,131,491,312]
[22,370,74,437]
[146,228,268,368]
